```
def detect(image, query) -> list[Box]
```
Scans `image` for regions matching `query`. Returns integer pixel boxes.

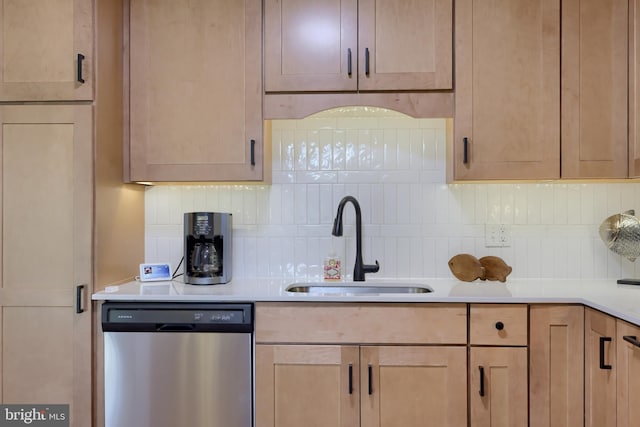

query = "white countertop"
[92,278,640,325]
[93,277,640,326]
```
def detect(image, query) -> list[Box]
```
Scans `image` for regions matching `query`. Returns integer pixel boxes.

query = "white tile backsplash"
[145,107,640,281]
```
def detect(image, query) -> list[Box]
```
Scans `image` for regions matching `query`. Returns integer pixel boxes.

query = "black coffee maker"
[184,212,232,285]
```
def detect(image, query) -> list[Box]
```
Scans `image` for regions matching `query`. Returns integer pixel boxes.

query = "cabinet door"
[470,347,528,427]
[264,0,357,92]
[561,0,628,178]
[361,346,467,427]
[358,0,452,91]
[454,0,560,180]
[255,344,359,427]
[0,0,92,101]
[630,0,640,177]
[529,305,584,427]
[0,105,92,426]
[616,320,640,427]
[128,0,264,182]
[584,308,617,427]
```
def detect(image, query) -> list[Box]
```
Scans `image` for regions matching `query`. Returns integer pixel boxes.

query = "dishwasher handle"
[157,324,196,332]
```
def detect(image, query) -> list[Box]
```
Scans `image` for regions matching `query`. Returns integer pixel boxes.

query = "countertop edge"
[92,278,640,326]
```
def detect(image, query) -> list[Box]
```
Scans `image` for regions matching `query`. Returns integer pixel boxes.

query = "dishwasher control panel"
[101,303,253,333]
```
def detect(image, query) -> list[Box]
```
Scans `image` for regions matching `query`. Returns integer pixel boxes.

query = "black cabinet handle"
[75,284,85,313]
[599,337,612,369]
[368,364,373,395]
[250,139,255,166]
[495,321,504,331]
[348,364,353,394]
[347,48,352,76]
[463,137,469,164]
[623,335,640,348]
[365,48,370,76]
[77,53,85,84]
[479,366,485,396]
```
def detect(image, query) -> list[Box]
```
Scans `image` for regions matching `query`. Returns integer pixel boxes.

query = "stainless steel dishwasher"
[102,302,253,427]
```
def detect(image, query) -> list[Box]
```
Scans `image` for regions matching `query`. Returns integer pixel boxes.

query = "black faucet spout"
[332,196,380,281]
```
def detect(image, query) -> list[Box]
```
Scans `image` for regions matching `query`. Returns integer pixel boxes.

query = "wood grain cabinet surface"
[256,303,640,427]
[629,0,640,177]
[584,308,640,427]
[616,319,640,427]
[256,344,467,427]
[453,0,640,181]
[126,0,265,182]
[264,0,452,93]
[529,305,584,427]
[561,0,628,179]
[0,105,92,426]
[470,347,528,427]
[584,310,640,427]
[453,0,560,180]
[468,304,528,427]
[255,303,467,427]
[585,308,617,427]
[0,0,93,101]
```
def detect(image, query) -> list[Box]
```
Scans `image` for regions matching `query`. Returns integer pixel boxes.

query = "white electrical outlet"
[485,224,511,247]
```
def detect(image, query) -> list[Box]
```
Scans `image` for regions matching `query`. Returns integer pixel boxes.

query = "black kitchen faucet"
[331,196,380,281]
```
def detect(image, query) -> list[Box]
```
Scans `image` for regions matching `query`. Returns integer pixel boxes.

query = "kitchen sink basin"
[285,283,433,295]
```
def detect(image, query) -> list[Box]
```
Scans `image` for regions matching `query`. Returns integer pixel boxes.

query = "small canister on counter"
[323,254,341,281]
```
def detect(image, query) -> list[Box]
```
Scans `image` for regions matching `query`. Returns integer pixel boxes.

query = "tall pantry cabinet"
[0,1,145,426]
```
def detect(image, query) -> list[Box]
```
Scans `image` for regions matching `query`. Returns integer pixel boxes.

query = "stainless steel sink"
[285,282,433,295]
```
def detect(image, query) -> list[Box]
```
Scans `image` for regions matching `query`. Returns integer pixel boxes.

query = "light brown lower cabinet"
[254,302,468,427]
[255,345,359,427]
[468,304,528,427]
[584,309,640,427]
[529,305,584,427]
[255,344,467,427]
[255,303,640,427]
[617,319,640,427]
[469,347,528,427]
[585,308,617,427]
[360,345,467,426]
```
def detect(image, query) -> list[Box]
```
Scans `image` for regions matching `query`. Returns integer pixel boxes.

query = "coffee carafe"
[191,242,219,274]
[184,212,232,285]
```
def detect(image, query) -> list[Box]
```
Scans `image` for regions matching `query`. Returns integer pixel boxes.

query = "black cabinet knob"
[495,321,504,330]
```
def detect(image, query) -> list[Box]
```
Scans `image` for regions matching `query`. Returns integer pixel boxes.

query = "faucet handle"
[363,260,380,274]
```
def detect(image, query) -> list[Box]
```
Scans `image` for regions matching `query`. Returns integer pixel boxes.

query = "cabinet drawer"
[470,304,528,346]
[256,303,467,344]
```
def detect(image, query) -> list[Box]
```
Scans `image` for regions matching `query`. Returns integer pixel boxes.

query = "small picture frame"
[139,263,172,282]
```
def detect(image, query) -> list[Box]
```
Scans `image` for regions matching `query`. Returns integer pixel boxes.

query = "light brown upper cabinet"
[0,0,93,101]
[629,0,640,177]
[126,0,265,182]
[453,0,637,181]
[453,0,561,180]
[562,0,628,178]
[264,0,452,93]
